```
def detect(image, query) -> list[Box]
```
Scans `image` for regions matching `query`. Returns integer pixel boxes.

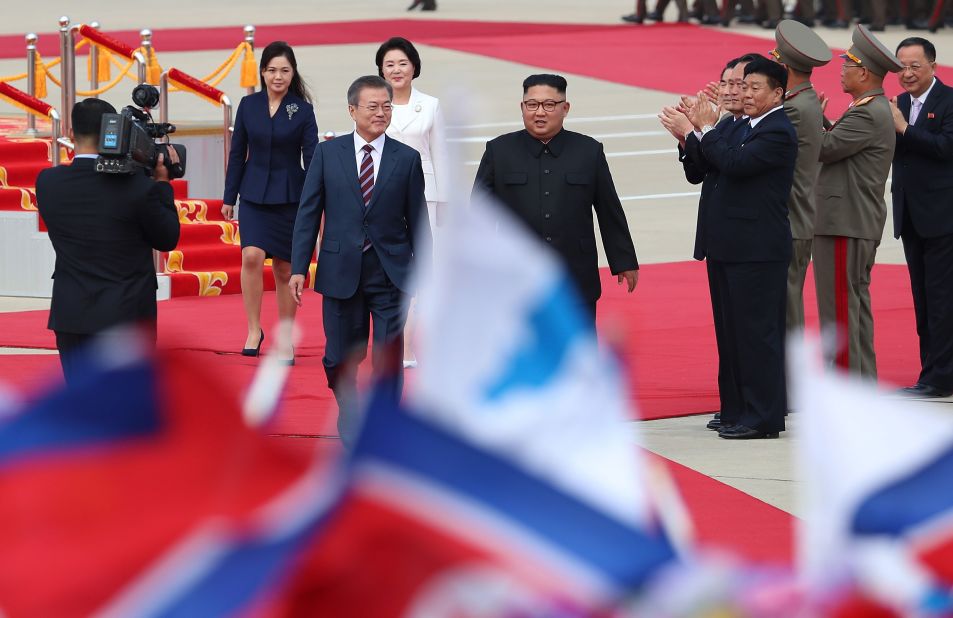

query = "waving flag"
[411,193,652,527]
[790,339,953,614]
[277,193,677,615]
[0,333,338,617]
[282,380,677,616]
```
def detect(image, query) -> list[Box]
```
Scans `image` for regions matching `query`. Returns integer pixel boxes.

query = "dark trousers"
[55,321,157,385]
[706,260,738,419]
[902,208,953,391]
[708,259,788,434]
[322,248,408,448]
[55,331,95,384]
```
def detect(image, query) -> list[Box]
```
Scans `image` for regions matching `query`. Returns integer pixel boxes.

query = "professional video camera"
[96,84,186,178]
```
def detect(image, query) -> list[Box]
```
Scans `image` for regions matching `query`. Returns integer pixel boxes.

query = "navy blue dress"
[224,90,318,262]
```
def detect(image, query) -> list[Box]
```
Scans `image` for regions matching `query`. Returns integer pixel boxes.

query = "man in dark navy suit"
[660,53,760,432]
[684,57,798,439]
[890,37,953,399]
[35,98,180,384]
[290,75,430,446]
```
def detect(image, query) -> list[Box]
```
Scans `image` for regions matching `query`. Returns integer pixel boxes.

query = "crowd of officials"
[34,27,953,445]
[622,0,953,31]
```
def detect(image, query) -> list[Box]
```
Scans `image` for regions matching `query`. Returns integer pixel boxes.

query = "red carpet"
[653,453,794,565]
[0,260,920,423]
[5,19,953,119]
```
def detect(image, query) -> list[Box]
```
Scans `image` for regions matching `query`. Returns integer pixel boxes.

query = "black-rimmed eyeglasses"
[522,99,566,112]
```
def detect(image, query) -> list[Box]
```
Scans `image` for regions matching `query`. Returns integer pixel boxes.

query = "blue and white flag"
[411,193,652,528]
[790,339,953,612]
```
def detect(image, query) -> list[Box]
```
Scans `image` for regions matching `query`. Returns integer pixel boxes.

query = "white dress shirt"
[909,77,937,125]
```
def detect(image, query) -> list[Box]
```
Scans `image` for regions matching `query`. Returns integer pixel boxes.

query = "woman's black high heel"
[241,330,264,357]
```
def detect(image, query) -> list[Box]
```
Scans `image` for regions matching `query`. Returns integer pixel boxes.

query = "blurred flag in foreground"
[287,380,677,616]
[275,194,677,614]
[411,191,654,528]
[791,340,953,615]
[0,334,340,617]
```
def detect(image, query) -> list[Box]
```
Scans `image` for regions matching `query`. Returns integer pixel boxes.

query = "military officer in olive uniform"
[771,21,832,332]
[814,25,903,379]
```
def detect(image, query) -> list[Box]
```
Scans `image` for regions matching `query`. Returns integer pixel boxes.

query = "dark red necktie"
[359,144,374,207]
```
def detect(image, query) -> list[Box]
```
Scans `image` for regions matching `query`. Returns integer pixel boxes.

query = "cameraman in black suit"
[35,98,180,383]
[472,74,639,328]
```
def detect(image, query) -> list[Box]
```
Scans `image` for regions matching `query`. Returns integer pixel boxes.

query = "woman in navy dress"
[222,41,317,362]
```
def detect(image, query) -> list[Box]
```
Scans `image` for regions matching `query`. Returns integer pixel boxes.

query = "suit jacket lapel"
[916,80,942,127]
[899,91,912,121]
[367,136,398,210]
[336,133,365,207]
[394,89,422,132]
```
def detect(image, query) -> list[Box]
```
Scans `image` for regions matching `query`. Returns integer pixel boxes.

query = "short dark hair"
[896,36,937,62]
[737,53,766,65]
[71,98,116,140]
[744,56,788,91]
[259,41,312,104]
[375,37,422,79]
[722,57,740,79]
[347,75,393,106]
[522,74,567,95]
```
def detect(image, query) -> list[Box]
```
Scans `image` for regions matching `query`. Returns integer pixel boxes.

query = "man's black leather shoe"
[900,383,953,398]
[719,425,779,439]
[822,18,849,28]
[907,19,930,29]
[647,10,664,20]
[700,14,721,24]
[706,417,724,430]
[761,19,779,28]
[622,13,645,22]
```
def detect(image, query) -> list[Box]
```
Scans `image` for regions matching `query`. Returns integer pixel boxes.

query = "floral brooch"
[286,103,299,120]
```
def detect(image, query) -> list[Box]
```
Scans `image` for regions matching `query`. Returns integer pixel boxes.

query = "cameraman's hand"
[222,204,235,220]
[153,148,180,183]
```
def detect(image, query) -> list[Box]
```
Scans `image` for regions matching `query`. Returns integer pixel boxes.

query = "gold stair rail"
[0,81,63,165]
[159,67,234,176]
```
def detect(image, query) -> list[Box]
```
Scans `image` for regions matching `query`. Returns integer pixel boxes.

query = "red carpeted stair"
[0,120,282,299]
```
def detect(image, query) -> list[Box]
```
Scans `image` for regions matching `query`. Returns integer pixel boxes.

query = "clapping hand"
[684,91,720,131]
[659,105,694,145]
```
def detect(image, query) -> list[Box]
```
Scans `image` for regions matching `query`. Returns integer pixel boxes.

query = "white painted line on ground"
[450,129,667,144]
[607,148,675,158]
[621,191,700,202]
[447,113,660,130]
[463,147,675,165]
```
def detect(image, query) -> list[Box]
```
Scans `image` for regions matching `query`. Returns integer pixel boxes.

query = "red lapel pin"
[928,113,935,119]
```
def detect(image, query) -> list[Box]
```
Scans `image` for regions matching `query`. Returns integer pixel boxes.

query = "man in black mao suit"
[889,37,953,398]
[290,76,430,447]
[472,74,639,326]
[35,98,180,384]
[685,57,797,439]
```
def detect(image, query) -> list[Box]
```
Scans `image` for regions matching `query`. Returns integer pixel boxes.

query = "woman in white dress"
[376,36,448,367]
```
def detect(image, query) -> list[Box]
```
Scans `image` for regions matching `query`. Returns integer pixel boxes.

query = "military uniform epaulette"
[785,86,813,101]
[852,95,878,107]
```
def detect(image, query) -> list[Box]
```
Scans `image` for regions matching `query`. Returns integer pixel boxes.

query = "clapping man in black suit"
[472,74,639,328]
[660,54,760,432]
[683,57,798,439]
[889,37,953,399]
[35,98,180,384]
